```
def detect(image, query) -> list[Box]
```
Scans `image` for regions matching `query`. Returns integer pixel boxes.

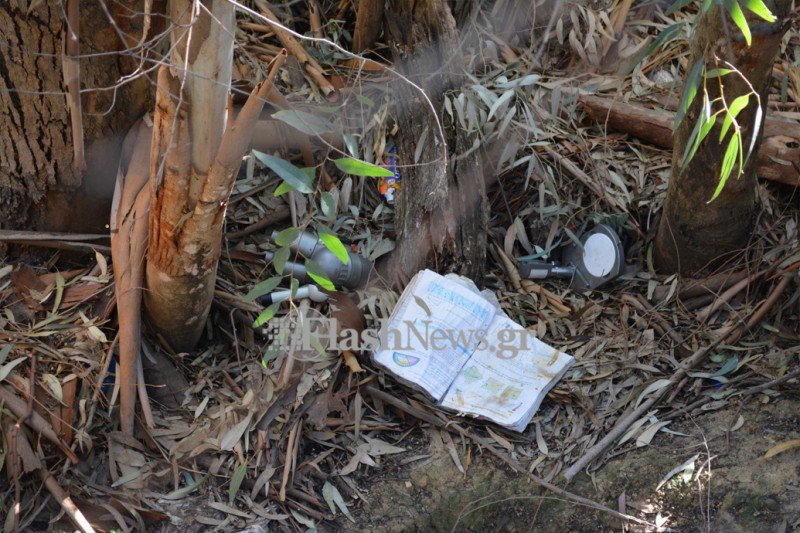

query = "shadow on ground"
[337,397,800,532]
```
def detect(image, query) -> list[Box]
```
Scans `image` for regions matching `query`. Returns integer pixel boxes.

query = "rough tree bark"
[654,1,793,275]
[383,0,489,283]
[0,0,152,233]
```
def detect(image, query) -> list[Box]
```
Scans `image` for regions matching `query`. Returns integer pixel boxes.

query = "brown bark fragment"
[353,0,384,53]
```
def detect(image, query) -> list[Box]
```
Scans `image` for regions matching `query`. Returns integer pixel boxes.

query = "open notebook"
[372,269,573,432]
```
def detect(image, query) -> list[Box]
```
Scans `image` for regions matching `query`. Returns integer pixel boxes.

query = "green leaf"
[626,23,683,75]
[705,68,734,77]
[320,191,336,219]
[342,134,359,158]
[725,0,751,46]
[333,157,394,177]
[274,227,300,247]
[701,0,714,14]
[317,228,349,265]
[273,246,290,275]
[710,135,740,202]
[274,181,294,196]
[666,0,695,15]
[243,276,282,302]
[355,94,375,107]
[682,100,717,169]
[253,302,280,327]
[272,109,334,136]
[160,475,208,500]
[745,103,763,162]
[681,95,712,168]
[742,0,776,21]
[253,151,314,194]
[262,343,280,366]
[719,94,749,142]
[675,59,705,130]
[229,461,248,503]
[304,259,335,291]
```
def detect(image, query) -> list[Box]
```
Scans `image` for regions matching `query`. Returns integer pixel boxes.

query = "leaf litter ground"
[1,1,799,531]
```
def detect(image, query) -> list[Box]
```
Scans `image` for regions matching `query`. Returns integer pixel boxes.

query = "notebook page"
[373,270,496,400]
[440,315,574,430]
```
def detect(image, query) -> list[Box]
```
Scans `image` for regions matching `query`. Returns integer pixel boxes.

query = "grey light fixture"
[518,224,624,290]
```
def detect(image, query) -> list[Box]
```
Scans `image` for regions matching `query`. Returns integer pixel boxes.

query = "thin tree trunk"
[654,2,792,274]
[145,0,235,352]
[144,0,283,353]
[383,0,488,283]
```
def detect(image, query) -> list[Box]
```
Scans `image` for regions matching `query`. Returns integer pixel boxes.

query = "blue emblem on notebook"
[393,352,420,367]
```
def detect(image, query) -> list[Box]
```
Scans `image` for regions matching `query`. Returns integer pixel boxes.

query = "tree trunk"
[144,0,279,354]
[0,0,152,233]
[383,0,488,283]
[144,0,235,353]
[654,2,792,275]
[352,0,384,53]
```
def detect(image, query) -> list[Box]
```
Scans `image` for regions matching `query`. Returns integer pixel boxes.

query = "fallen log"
[581,95,800,187]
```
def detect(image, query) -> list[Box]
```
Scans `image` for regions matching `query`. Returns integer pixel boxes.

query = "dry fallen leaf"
[343,351,364,373]
[760,440,800,463]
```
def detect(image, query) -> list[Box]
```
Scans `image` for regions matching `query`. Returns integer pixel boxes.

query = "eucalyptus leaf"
[334,157,394,177]
[229,461,248,503]
[243,276,282,302]
[719,94,749,142]
[253,151,313,194]
[274,227,300,247]
[321,191,336,219]
[272,109,334,136]
[725,0,751,45]
[710,135,740,202]
[741,0,776,21]
[253,302,280,327]
[305,259,335,290]
[675,59,704,130]
[273,246,290,275]
[317,229,349,265]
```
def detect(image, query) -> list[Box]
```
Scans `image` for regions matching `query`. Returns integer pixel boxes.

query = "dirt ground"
[332,396,800,532]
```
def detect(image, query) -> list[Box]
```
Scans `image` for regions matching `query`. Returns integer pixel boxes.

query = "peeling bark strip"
[353,0,384,53]
[63,0,85,173]
[654,2,793,275]
[145,0,286,355]
[111,120,152,438]
[383,1,488,283]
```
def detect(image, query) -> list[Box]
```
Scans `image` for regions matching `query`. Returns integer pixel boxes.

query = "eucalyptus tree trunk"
[654,1,792,274]
[0,0,151,233]
[144,0,236,352]
[383,0,489,283]
[144,0,281,357]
